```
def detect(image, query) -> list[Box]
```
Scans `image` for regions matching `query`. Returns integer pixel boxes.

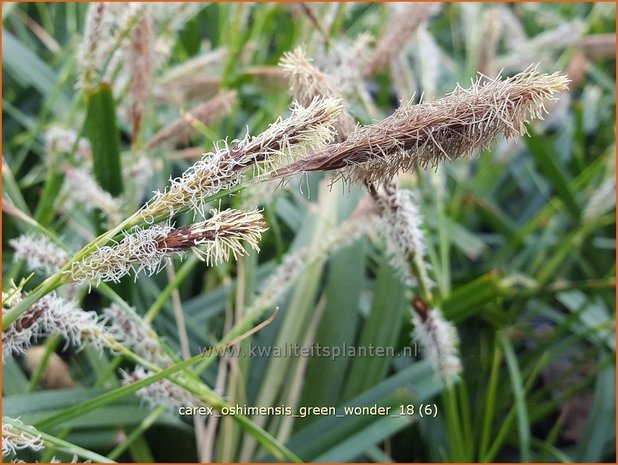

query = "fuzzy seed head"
[246,248,309,315]
[9,234,69,275]
[246,197,375,316]
[2,418,45,457]
[44,126,91,158]
[121,366,195,410]
[64,168,122,227]
[2,294,115,362]
[69,209,267,285]
[372,184,428,288]
[129,10,155,145]
[411,306,462,384]
[103,304,172,366]
[78,2,111,90]
[139,97,341,220]
[365,2,440,76]
[281,47,356,140]
[274,68,569,185]
[145,91,237,151]
[69,222,175,285]
[78,3,148,90]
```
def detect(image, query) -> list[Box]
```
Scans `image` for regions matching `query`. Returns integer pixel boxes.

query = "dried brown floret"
[272,68,569,185]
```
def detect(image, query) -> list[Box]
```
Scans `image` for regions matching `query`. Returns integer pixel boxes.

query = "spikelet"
[78,3,147,90]
[497,21,585,71]
[121,366,195,410]
[103,303,172,366]
[78,2,111,91]
[63,168,122,227]
[9,234,69,275]
[272,68,569,185]
[68,209,267,285]
[477,8,502,77]
[415,24,442,99]
[329,33,374,96]
[579,34,617,59]
[496,5,527,52]
[411,300,462,385]
[390,54,418,103]
[245,196,376,315]
[2,292,116,360]
[245,249,309,316]
[2,418,44,457]
[280,47,356,140]
[371,184,429,288]
[324,32,374,98]
[154,48,227,104]
[139,97,341,221]
[145,91,237,151]
[153,75,222,105]
[44,126,91,159]
[150,2,205,34]
[160,48,228,85]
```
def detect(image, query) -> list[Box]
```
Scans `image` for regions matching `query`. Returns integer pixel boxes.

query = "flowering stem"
[2,213,136,330]
[3,167,251,331]
[35,325,299,462]
[4,416,115,463]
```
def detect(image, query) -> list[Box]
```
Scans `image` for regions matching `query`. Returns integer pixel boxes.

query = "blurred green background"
[2,2,616,463]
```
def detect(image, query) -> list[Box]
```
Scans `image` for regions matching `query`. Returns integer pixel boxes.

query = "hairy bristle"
[139,97,341,221]
[9,234,69,275]
[68,209,268,284]
[3,293,116,360]
[273,68,569,185]
[370,184,429,288]
[2,418,45,457]
[104,303,172,366]
[64,167,122,227]
[280,47,356,140]
[121,366,195,410]
[411,305,462,384]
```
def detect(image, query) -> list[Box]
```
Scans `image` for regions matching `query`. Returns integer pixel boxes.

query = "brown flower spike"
[272,68,569,185]
[69,209,268,284]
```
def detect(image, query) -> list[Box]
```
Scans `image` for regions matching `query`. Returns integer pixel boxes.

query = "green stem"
[36,333,300,462]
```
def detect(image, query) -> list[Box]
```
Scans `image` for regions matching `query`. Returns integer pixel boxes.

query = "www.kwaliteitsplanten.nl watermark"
[198,342,425,361]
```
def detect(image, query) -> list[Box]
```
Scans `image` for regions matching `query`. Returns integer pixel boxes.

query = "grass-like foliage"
[2,2,616,463]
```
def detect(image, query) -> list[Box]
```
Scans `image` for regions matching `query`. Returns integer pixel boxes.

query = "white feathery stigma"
[68,209,267,285]
[2,418,45,457]
[120,366,195,410]
[103,303,172,366]
[139,97,341,221]
[2,292,117,361]
[64,168,122,227]
[412,306,462,385]
[374,185,429,288]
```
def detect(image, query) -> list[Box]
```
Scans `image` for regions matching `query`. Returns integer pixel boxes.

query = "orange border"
[0,1,616,464]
